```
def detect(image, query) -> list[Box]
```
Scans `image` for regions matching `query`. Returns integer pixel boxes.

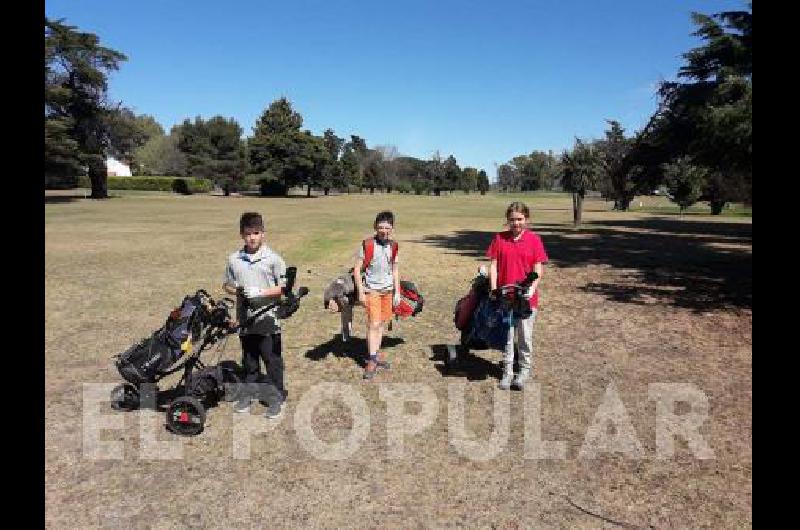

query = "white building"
[105,157,132,177]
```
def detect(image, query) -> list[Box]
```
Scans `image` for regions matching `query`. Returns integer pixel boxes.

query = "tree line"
[46,3,750,214]
[496,4,751,220]
[44,18,488,198]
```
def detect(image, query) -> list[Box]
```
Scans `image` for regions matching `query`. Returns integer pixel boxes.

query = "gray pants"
[502,309,537,374]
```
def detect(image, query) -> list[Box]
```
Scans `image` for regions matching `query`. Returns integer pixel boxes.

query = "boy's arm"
[261,256,288,298]
[261,286,284,297]
[223,260,238,296]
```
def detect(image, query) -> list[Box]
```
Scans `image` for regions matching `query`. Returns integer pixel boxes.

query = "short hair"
[239,212,264,233]
[374,211,395,227]
[505,201,530,219]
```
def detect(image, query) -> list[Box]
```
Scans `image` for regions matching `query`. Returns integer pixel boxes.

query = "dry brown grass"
[45,190,751,529]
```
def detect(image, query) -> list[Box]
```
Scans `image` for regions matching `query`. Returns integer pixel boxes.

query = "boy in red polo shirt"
[486,201,548,390]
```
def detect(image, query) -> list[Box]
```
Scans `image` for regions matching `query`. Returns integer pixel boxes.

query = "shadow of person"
[304,335,405,368]
[429,344,503,381]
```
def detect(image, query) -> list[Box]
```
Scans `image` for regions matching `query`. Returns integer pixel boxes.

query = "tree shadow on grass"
[415,217,751,313]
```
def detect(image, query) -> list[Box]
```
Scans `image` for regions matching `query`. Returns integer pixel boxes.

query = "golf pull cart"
[110,266,309,436]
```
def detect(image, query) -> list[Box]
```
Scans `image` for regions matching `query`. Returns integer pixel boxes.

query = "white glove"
[243,286,263,299]
[393,291,401,307]
[524,285,536,298]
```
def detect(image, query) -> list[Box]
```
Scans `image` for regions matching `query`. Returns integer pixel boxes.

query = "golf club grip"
[285,266,297,293]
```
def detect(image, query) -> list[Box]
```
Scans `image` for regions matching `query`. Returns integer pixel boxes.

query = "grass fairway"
[46,191,751,528]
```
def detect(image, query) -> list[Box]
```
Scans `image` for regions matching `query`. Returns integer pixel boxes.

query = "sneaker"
[498,371,514,390]
[264,400,283,420]
[376,351,392,370]
[512,369,531,390]
[233,397,252,413]
[363,358,378,380]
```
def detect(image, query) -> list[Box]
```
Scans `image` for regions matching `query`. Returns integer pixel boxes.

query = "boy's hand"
[393,291,401,308]
[357,292,366,306]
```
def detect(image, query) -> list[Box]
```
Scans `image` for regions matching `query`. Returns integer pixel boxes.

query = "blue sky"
[46,0,746,178]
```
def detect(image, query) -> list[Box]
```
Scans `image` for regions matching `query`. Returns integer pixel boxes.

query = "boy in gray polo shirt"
[223,212,287,419]
[354,211,401,380]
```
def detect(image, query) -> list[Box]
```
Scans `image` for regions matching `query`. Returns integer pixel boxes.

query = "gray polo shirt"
[225,245,287,335]
[359,238,397,292]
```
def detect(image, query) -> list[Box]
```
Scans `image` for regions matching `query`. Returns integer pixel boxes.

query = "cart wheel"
[220,366,244,402]
[110,383,140,411]
[166,396,206,436]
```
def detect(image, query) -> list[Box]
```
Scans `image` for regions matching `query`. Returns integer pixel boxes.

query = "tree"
[175,117,214,176]
[631,5,752,212]
[248,98,305,194]
[206,116,248,183]
[596,120,636,210]
[442,155,462,193]
[460,167,479,193]
[477,169,490,195]
[337,135,370,192]
[561,139,602,226]
[45,118,82,188]
[296,132,329,197]
[340,144,360,192]
[426,152,445,196]
[134,133,188,176]
[45,18,127,197]
[175,116,247,185]
[394,156,428,195]
[320,128,345,195]
[375,145,399,192]
[662,156,708,213]
[362,149,386,194]
[104,108,164,174]
[497,163,517,192]
[253,97,303,136]
[349,135,369,192]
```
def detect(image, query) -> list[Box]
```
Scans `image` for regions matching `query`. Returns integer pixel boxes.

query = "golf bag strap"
[361,238,398,272]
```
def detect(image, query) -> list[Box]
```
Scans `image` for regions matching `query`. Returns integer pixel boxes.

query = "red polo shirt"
[486,230,549,309]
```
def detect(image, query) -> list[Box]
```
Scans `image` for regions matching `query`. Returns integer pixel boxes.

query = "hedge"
[77,176,213,193]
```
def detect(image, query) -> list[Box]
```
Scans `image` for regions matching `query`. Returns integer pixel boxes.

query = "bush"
[45,174,79,189]
[241,175,263,191]
[171,178,191,195]
[412,180,430,195]
[395,181,412,194]
[77,175,213,193]
[259,177,287,197]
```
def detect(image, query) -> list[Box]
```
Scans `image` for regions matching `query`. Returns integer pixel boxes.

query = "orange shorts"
[364,292,393,324]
